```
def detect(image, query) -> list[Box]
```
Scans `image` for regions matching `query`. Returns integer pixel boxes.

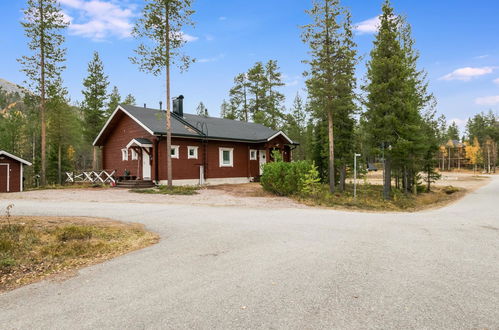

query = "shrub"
[260,160,315,196]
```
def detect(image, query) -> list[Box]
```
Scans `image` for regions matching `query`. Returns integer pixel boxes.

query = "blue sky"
[1,0,498,134]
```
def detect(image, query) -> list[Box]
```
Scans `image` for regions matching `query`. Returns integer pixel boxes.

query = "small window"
[249,149,257,160]
[121,148,128,161]
[219,148,234,167]
[171,145,180,159]
[131,149,138,160]
[188,146,198,159]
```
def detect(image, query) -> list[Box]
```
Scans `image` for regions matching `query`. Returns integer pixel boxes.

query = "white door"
[259,150,267,175]
[142,149,151,180]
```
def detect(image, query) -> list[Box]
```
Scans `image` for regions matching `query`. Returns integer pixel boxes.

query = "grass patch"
[0,216,158,293]
[294,183,462,212]
[130,185,198,195]
[27,183,107,191]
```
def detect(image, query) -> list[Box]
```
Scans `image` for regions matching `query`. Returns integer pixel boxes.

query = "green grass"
[0,216,158,292]
[130,185,198,195]
[293,183,461,212]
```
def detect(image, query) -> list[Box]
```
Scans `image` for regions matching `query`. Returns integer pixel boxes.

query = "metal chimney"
[159,101,163,111]
[172,95,184,117]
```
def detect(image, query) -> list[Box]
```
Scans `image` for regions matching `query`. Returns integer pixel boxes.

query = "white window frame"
[219,148,234,167]
[171,145,180,159]
[188,146,199,159]
[131,149,139,160]
[249,149,257,160]
[121,148,129,161]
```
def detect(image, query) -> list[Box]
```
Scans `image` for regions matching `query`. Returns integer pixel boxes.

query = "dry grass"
[27,183,109,191]
[0,216,158,293]
[294,183,464,212]
[207,183,273,197]
[130,185,198,195]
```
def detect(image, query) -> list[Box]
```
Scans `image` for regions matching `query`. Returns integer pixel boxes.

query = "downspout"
[154,138,160,184]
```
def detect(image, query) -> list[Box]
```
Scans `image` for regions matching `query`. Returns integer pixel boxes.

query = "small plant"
[300,164,321,198]
[4,204,14,226]
[443,186,459,195]
[56,225,94,242]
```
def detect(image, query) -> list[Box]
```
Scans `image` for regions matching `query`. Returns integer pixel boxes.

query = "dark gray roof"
[120,104,287,143]
[132,138,153,145]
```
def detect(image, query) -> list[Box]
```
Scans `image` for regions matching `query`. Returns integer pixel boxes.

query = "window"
[171,145,180,159]
[188,146,198,159]
[121,148,128,161]
[249,149,257,160]
[131,149,138,160]
[219,148,234,167]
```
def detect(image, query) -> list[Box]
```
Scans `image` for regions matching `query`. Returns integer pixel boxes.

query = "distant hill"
[0,78,28,96]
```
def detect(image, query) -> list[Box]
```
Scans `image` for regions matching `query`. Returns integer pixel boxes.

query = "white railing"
[65,170,116,184]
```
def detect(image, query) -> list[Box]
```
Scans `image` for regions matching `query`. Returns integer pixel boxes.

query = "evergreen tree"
[363,1,431,198]
[261,60,286,129]
[46,81,81,184]
[19,0,68,185]
[196,101,209,116]
[446,121,460,141]
[131,0,195,186]
[81,51,109,170]
[228,73,250,121]
[123,93,136,106]
[220,99,237,120]
[107,86,121,116]
[302,0,357,192]
[247,62,267,123]
[285,93,308,160]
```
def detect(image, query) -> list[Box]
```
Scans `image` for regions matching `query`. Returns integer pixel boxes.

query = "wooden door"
[0,164,9,192]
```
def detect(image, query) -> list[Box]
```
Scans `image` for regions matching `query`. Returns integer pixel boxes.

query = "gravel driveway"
[0,177,498,329]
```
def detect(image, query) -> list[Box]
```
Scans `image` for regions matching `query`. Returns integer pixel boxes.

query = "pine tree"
[247,62,267,123]
[131,0,195,186]
[196,102,208,116]
[46,80,81,184]
[285,93,308,160]
[107,86,121,116]
[19,0,68,186]
[302,0,357,193]
[81,51,109,170]
[229,73,250,121]
[446,121,460,141]
[261,60,285,129]
[220,99,237,120]
[123,94,136,106]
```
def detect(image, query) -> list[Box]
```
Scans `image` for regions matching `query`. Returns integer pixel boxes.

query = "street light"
[354,153,361,198]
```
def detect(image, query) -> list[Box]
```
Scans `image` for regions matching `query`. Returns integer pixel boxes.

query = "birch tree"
[19,0,68,186]
[131,0,195,186]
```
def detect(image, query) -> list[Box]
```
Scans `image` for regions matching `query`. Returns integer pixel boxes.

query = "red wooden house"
[0,150,32,193]
[93,96,296,185]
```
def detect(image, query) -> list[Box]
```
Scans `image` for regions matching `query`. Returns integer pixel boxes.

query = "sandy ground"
[0,172,492,209]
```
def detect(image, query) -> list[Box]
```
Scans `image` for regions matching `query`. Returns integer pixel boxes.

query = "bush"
[443,186,459,195]
[260,160,315,196]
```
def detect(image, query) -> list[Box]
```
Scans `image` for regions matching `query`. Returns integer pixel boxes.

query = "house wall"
[101,113,155,178]
[0,156,21,192]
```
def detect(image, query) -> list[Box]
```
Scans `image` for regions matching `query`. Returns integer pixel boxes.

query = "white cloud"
[493,78,499,85]
[283,74,302,87]
[447,118,468,132]
[354,16,380,34]
[474,54,490,59]
[198,53,225,63]
[440,66,496,81]
[475,95,499,106]
[180,32,198,42]
[60,0,135,40]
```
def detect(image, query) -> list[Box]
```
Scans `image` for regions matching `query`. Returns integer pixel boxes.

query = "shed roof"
[0,150,32,166]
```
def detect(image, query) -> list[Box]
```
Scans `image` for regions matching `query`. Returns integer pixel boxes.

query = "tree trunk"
[327,110,335,193]
[448,147,451,171]
[383,155,391,200]
[165,4,173,187]
[58,143,62,185]
[40,2,46,186]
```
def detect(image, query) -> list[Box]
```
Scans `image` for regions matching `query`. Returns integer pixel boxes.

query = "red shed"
[0,150,32,193]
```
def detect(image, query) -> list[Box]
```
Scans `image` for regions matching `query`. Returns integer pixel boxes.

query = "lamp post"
[354,153,361,198]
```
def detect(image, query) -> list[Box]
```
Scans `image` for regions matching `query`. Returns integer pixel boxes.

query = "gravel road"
[0,177,498,329]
